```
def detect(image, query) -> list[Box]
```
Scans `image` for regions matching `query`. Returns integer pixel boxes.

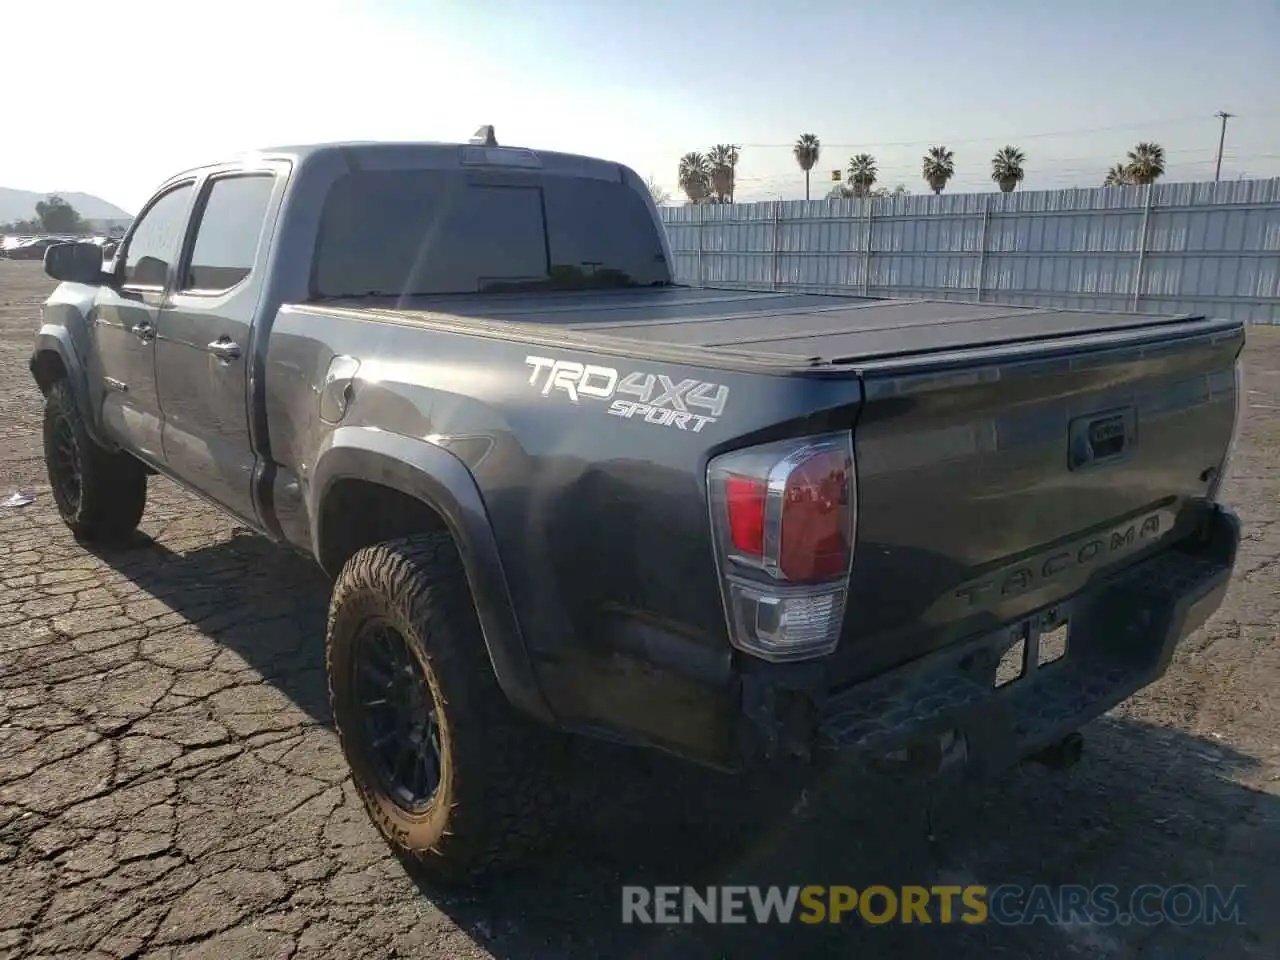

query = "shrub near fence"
[659,178,1280,325]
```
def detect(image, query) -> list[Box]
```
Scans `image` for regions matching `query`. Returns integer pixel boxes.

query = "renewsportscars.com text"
[621,884,1246,926]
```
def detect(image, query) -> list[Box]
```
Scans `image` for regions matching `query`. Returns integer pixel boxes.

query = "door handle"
[207,337,242,361]
[130,321,155,342]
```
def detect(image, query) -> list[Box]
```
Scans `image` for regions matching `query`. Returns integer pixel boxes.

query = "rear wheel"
[326,533,563,885]
[42,380,147,542]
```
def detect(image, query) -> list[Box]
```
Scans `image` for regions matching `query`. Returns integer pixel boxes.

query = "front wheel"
[326,533,563,885]
[42,380,147,542]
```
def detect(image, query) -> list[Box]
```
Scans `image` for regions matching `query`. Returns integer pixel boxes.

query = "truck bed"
[329,287,1221,367]
[304,283,1243,686]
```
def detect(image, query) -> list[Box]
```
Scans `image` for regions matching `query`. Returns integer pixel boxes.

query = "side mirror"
[44,241,110,285]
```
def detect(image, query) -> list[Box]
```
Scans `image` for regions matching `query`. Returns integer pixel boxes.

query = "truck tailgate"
[831,319,1244,685]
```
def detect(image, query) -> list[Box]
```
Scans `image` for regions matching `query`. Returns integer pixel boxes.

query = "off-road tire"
[42,379,147,542]
[327,532,562,885]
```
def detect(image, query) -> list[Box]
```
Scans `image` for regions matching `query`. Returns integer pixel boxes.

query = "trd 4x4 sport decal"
[524,355,729,433]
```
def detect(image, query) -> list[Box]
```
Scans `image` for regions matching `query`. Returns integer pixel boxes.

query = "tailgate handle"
[1069,408,1136,470]
[1088,417,1126,458]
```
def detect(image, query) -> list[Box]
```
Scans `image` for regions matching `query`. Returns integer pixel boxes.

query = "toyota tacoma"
[31,127,1244,883]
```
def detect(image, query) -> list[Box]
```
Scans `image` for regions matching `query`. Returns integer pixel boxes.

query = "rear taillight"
[707,432,856,662]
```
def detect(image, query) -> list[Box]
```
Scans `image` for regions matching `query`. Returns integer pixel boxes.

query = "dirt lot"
[0,257,1277,960]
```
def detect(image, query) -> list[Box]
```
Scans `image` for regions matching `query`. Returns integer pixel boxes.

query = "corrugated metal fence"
[659,178,1280,324]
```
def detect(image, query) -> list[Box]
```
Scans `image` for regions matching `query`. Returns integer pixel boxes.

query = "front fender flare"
[30,325,109,449]
[309,426,554,725]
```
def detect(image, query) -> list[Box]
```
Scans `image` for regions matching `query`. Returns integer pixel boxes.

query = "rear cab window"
[182,174,276,293]
[311,170,669,297]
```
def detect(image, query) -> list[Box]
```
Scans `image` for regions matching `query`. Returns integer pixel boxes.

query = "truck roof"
[174,140,627,182]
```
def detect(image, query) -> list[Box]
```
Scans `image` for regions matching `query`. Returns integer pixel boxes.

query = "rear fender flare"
[309,426,554,725]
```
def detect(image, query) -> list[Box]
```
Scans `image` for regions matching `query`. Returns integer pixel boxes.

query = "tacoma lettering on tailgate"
[941,508,1174,614]
[524,355,729,433]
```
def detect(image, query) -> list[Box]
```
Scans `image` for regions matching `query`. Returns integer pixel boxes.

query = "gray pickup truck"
[31,128,1244,883]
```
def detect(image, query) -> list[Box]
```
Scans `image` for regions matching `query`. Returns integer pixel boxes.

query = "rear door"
[155,169,279,524]
[91,181,196,462]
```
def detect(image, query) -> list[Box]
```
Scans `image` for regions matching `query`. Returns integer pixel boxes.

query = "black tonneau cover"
[348,287,1209,366]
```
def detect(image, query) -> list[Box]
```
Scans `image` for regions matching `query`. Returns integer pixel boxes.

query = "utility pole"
[1214,111,1234,181]
[728,144,741,203]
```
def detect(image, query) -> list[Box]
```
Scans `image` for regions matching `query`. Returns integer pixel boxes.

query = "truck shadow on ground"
[86,529,1278,960]
[87,526,336,726]
[439,723,1278,960]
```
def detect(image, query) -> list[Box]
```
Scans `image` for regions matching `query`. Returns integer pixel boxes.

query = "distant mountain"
[0,186,133,224]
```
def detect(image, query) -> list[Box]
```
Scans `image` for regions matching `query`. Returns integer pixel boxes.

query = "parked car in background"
[1,235,109,259]
[5,237,68,260]
[1,236,35,257]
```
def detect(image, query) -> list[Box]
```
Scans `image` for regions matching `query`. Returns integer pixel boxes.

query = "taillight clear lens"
[707,432,856,662]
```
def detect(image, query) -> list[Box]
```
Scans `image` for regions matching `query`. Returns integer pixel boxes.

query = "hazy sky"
[4,0,1279,212]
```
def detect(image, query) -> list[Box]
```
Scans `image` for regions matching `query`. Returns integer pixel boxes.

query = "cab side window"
[121,183,195,288]
[182,175,275,292]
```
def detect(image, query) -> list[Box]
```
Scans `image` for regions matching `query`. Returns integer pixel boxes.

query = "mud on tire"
[326,532,564,885]
[42,379,147,542]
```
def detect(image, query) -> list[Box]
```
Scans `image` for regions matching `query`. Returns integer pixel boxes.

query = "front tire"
[326,533,562,885]
[42,379,147,542]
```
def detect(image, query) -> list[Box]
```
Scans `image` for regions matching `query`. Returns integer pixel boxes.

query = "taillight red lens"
[724,474,767,556]
[778,451,852,582]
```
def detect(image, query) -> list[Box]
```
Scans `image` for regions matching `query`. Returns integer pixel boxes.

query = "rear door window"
[182,174,275,292]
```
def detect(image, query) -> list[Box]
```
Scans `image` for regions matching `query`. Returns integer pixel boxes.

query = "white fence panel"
[659,178,1280,324]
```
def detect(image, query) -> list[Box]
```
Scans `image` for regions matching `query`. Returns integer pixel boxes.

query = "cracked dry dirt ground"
[0,258,1277,960]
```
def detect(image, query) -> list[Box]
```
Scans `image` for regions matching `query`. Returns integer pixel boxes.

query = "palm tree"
[991,146,1026,193]
[1126,142,1166,186]
[678,152,711,203]
[922,145,955,195]
[793,134,821,201]
[708,144,740,203]
[847,153,878,198]
[1103,163,1132,187]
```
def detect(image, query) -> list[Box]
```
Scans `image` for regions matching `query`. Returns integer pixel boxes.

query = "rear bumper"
[814,503,1239,778]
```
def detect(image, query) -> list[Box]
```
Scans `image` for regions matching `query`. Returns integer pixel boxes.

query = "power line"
[725,155,1276,191]
[736,147,1240,178]
[717,149,1280,181]
[720,166,1280,200]
[723,111,1280,151]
